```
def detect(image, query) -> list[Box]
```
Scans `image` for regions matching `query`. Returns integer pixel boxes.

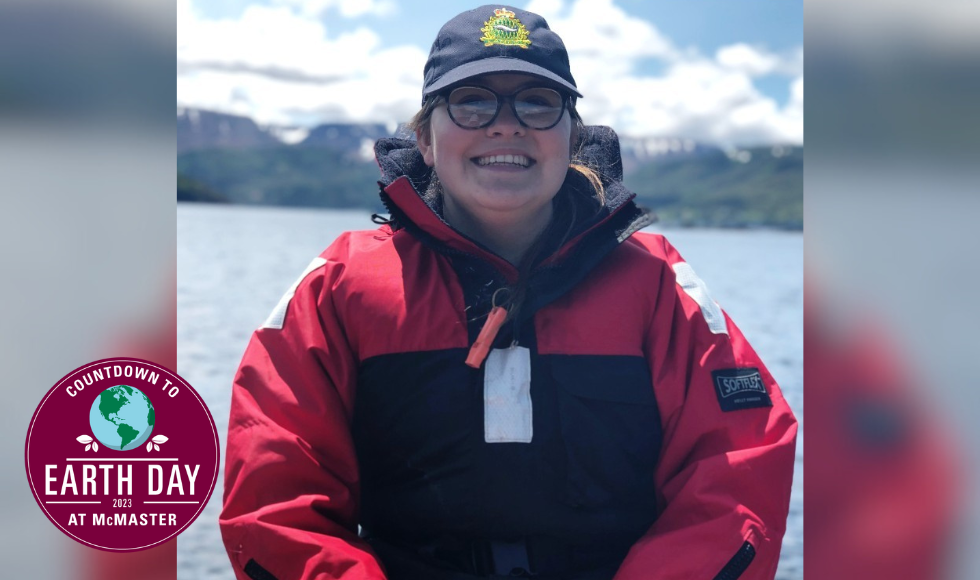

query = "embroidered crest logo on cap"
[480,8,531,48]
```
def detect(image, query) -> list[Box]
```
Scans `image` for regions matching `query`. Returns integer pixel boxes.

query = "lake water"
[177,203,803,580]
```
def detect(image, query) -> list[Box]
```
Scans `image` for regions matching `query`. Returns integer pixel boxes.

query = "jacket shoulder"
[299,227,404,282]
[263,228,397,320]
[316,227,396,264]
[622,231,683,265]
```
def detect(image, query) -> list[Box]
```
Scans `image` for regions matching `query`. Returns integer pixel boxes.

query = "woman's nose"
[486,101,525,136]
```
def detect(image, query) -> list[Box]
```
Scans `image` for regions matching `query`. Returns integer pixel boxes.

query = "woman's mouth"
[473,154,533,168]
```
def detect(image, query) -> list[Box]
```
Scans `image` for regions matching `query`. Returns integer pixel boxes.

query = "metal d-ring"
[491,287,512,309]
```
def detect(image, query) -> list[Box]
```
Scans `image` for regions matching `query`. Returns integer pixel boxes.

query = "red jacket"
[220,128,797,580]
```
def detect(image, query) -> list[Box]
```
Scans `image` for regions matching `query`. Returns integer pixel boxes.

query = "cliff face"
[177,108,391,155]
[177,108,281,153]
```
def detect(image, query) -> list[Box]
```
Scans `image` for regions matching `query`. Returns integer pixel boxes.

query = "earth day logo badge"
[25,358,219,552]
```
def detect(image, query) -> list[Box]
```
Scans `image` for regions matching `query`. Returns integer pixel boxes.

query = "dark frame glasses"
[441,85,569,130]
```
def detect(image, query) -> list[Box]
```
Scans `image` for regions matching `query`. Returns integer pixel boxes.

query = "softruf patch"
[711,368,772,412]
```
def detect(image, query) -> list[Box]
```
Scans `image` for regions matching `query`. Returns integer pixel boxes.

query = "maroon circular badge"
[25,357,219,551]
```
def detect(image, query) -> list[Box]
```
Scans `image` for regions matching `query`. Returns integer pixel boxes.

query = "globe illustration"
[88,385,155,451]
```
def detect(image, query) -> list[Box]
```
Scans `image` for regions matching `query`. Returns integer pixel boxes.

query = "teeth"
[477,154,530,167]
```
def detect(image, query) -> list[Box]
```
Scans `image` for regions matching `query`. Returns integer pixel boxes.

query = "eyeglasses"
[441,86,569,130]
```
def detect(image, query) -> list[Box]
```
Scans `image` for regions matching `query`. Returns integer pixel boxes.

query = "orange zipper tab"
[465,306,508,368]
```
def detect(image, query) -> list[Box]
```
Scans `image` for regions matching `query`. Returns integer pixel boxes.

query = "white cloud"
[528,0,677,65]
[270,0,397,19]
[177,0,425,127]
[716,43,803,77]
[523,0,803,146]
[716,43,778,76]
[791,77,803,109]
[177,0,803,146]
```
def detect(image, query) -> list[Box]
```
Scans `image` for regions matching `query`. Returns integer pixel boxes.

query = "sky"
[177,0,803,147]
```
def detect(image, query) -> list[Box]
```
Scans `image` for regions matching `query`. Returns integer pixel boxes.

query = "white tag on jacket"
[484,346,533,443]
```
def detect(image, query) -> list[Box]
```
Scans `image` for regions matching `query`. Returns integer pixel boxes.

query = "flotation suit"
[220,127,797,580]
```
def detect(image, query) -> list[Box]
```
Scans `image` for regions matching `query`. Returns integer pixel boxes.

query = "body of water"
[177,203,803,580]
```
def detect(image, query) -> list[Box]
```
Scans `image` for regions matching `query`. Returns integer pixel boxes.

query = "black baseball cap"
[422,5,582,104]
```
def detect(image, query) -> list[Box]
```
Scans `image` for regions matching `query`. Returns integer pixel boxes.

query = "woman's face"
[417,73,574,226]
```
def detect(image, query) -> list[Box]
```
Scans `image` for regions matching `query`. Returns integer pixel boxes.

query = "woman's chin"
[470,192,552,217]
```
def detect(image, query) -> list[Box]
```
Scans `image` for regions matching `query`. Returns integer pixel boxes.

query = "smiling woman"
[416,73,575,265]
[218,5,797,580]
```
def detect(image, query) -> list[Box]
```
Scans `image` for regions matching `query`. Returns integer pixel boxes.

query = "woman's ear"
[416,126,435,167]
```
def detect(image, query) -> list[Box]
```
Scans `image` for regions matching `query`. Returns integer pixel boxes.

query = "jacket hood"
[373,126,651,275]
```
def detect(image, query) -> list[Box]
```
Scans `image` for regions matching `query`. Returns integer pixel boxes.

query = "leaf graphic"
[76,435,93,444]
[154,444,160,451]
[85,444,91,451]
[147,441,153,452]
[151,435,168,444]
[92,441,99,452]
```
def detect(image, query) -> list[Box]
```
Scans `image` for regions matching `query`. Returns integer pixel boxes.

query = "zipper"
[713,541,756,580]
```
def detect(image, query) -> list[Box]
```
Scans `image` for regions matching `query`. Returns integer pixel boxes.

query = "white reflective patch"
[484,346,533,443]
[616,214,652,243]
[261,257,328,330]
[672,262,728,335]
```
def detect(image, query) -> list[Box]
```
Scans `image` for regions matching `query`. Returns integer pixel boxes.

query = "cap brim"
[423,57,582,99]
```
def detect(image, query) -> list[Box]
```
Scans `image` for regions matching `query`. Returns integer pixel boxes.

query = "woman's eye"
[450,88,495,106]
[517,89,562,108]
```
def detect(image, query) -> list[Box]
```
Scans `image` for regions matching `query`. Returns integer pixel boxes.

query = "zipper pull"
[465,306,508,368]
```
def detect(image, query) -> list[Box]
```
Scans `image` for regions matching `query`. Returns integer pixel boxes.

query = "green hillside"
[177,146,381,208]
[178,144,802,229]
[177,173,229,203]
[623,147,802,229]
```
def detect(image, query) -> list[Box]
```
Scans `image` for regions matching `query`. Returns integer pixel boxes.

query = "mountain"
[177,107,393,158]
[177,146,383,209]
[618,136,722,174]
[177,108,280,153]
[624,145,802,229]
[299,123,390,152]
[175,109,802,229]
[177,173,229,203]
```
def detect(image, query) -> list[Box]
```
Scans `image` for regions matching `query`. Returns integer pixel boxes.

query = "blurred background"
[806,1,980,579]
[8,0,979,578]
[1,0,177,577]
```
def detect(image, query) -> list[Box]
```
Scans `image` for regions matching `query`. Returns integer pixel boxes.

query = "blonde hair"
[569,165,604,205]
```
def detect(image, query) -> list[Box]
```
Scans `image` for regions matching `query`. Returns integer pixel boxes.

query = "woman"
[220,6,797,580]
